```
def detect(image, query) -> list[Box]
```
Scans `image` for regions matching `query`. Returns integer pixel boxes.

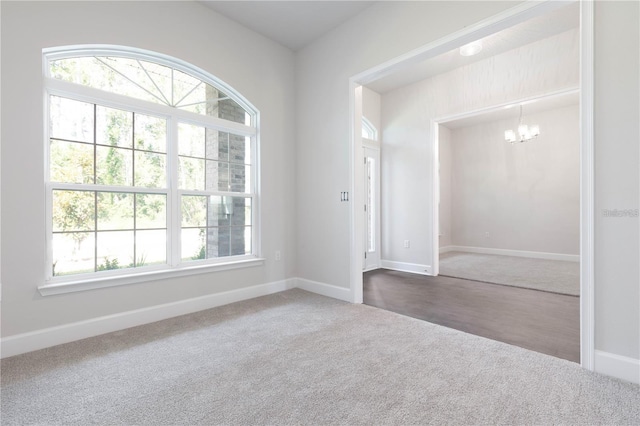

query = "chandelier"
[504,105,540,144]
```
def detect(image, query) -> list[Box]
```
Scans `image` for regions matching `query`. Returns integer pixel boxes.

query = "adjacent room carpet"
[439,251,580,296]
[2,289,637,425]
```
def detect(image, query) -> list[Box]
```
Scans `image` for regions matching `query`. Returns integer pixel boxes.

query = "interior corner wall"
[380,28,579,265]
[448,105,580,255]
[0,1,296,337]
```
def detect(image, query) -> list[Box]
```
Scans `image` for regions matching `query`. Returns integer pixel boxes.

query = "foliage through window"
[45,46,258,281]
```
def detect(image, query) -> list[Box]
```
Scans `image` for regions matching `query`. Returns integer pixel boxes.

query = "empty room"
[1,1,639,424]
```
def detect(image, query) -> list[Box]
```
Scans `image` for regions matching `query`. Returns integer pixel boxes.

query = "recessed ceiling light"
[459,40,483,57]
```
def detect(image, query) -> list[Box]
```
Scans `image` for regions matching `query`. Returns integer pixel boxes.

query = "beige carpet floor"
[2,289,637,425]
[439,251,580,296]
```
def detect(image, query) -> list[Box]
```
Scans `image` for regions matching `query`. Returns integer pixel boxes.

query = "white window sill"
[38,258,265,296]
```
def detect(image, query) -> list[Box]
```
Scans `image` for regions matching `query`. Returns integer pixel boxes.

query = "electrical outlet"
[275,250,281,261]
[403,240,410,248]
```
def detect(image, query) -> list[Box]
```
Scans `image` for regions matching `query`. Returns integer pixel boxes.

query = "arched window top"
[44,45,256,126]
[362,117,378,141]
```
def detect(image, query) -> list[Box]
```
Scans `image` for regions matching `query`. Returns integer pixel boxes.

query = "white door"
[363,145,381,271]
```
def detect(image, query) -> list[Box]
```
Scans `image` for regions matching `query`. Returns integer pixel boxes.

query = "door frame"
[348,0,594,370]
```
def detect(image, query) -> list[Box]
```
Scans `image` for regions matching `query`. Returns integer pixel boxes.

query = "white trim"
[434,87,580,124]
[579,0,595,373]
[295,278,352,302]
[39,258,265,296]
[349,0,594,372]
[441,246,579,263]
[439,245,455,254]
[381,260,432,276]
[594,350,640,385]
[350,84,364,304]
[2,278,296,359]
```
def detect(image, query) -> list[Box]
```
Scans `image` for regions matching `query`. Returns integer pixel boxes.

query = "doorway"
[350,1,594,369]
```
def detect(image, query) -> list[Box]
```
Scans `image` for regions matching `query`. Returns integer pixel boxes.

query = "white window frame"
[40,45,262,296]
[361,117,378,141]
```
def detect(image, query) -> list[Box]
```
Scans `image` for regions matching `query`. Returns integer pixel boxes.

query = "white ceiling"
[200,1,375,51]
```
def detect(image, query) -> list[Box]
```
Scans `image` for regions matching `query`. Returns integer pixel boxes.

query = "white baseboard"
[1,278,296,359]
[594,350,640,384]
[442,245,579,262]
[295,278,352,302]
[381,260,432,275]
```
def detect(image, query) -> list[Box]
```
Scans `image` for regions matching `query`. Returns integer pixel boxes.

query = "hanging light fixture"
[505,105,540,144]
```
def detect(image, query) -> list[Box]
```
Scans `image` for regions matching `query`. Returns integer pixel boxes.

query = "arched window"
[362,117,378,141]
[43,46,260,291]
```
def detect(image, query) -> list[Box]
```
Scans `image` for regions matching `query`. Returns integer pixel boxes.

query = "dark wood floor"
[364,269,580,363]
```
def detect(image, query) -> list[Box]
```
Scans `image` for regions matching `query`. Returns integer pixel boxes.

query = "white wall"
[438,126,453,248]
[362,86,381,138]
[296,0,638,372]
[381,28,579,265]
[0,1,296,337]
[593,1,639,363]
[445,105,580,255]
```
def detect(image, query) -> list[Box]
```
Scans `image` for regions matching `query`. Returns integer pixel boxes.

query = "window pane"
[52,190,95,232]
[231,197,251,226]
[230,164,250,193]
[207,227,229,258]
[136,194,166,229]
[207,196,228,227]
[178,157,205,190]
[228,134,249,164]
[50,140,94,184]
[181,196,207,227]
[52,232,95,276]
[135,230,166,266]
[135,114,166,153]
[97,230,134,271]
[205,130,229,161]
[208,196,251,227]
[181,228,206,261]
[178,122,205,158]
[230,226,251,255]
[205,160,229,192]
[49,96,94,143]
[50,57,253,124]
[96,146,133,186]
[134,151,166,188]
[96,106,132,148]
[173,70,203,108]
[97,192,134,231]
